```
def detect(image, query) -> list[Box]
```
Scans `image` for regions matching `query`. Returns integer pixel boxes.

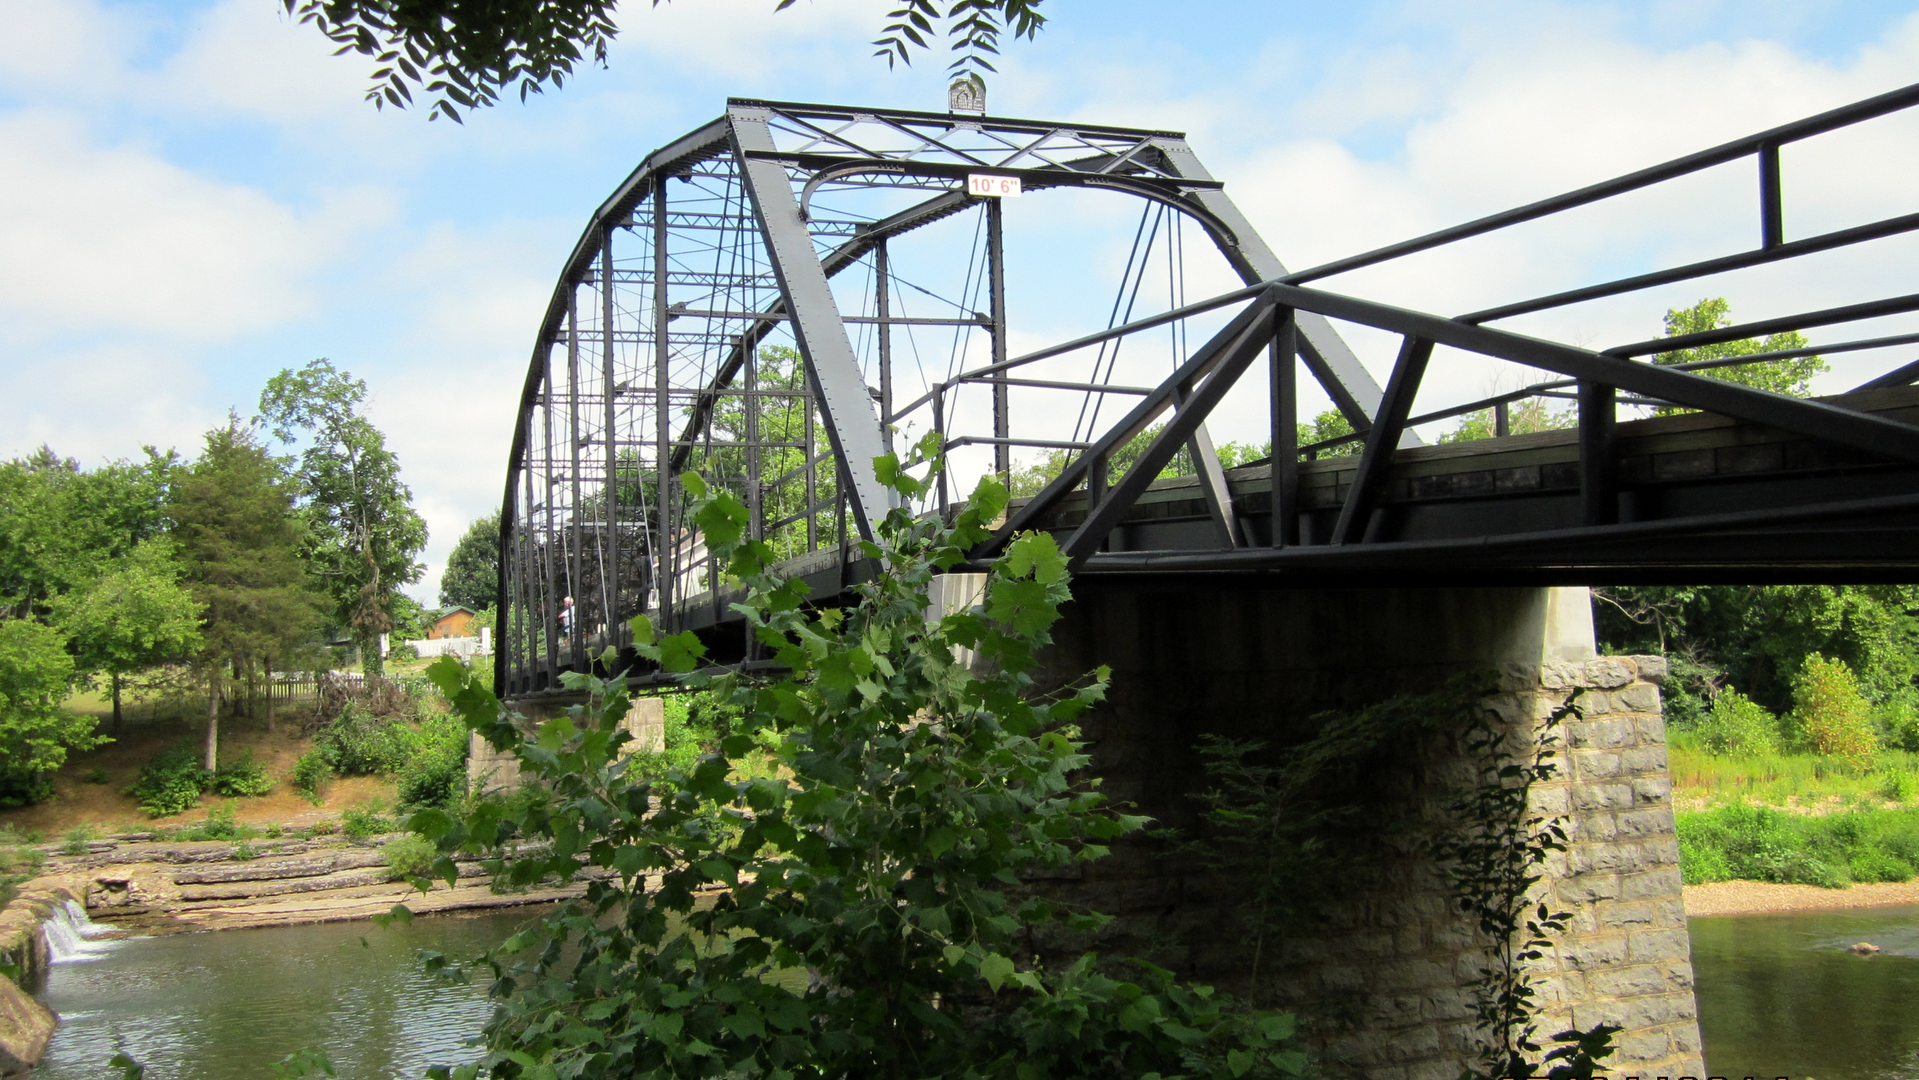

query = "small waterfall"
[45,899,119,964]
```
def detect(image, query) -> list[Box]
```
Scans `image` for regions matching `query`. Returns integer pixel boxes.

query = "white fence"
[406,628,493,659]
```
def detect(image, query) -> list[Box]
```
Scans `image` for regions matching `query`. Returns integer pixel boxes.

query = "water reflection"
[1691,904,1919,1080]
[33,909,537,1080]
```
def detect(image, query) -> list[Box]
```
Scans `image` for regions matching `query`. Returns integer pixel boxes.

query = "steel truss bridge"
[498,86,1919,697]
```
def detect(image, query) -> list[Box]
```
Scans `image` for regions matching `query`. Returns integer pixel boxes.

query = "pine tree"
[173,421,322,770]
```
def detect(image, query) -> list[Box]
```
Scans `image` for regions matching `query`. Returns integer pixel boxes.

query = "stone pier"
[1030,584,1703,1079]
[469,694,666,795]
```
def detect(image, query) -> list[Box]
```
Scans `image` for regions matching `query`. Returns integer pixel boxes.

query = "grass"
[1668,743,1919,811]
[1670,739,1919,889]
[1677,803,1919,888]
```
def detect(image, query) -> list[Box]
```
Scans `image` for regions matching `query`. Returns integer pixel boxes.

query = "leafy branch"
[410,432,1304,1078]
[287,0,1050,122]
[1429,686,1618,1080]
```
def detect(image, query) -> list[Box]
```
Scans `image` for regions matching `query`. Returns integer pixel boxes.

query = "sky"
[5,0,1919,604]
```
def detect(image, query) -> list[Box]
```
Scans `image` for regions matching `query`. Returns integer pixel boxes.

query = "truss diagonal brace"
[730,105,895,540]
[1152,137,1410,443]
[974,291,1280,560]
[1062,303,1279,565]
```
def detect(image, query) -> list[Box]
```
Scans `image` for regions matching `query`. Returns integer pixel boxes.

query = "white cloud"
[0,341,223,463]
[0,109,389,343]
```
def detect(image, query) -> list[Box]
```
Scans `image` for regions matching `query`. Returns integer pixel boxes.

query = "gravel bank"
[1685,879,1919,917]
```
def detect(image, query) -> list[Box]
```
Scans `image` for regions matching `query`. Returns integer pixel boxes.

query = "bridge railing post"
[1271,307,1299,547]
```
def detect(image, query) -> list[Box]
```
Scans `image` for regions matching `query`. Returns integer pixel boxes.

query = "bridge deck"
[1034,385,1919,582]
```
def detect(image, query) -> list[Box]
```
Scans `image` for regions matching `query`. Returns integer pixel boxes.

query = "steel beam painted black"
[977,292,1281,558]
[1331,337,1434,544]
[1265,282,1919,468]
[1060,303,1279,564]
[730,104,893,540]
[1153,134,1400,440]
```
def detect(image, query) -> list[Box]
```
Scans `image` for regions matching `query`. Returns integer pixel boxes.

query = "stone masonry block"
[1573,813,1619,842]
[1540,660,1583,690]
[1631,654,1668,682]
[1578,689,1616,715]
[1617,681,1662,712]
[1618,808,1678,838]
[1597,900,1658,929]
[1571,748,1623,779]
[1573,782,1635,811]
[1620,867,1685,902]
[1571,716,1636,749]
[1632,775,1673,804]
[1529,785,1572,816]
[1584,657,1637,688]
[1559,935,1629,970]
[1627,926,1692,963]
[1621,746,1669,774]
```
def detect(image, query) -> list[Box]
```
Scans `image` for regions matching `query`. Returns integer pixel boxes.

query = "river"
[31,908,537,1079]
[25,902,1919,1078]
[1691,903,1919,1080]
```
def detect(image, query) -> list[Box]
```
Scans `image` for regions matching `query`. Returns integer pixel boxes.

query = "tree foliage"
[1007,425,1268,498]
[440,511,500,612]
[1790,654,1879,768]
[411,436,1305,1079]
[0,619,101,807]
[174,421,324,769]
[49,538,203,732]
[287,0,1049,122]
[0,447,175,620]
[260,359,428,678]
[1594,584,1919,720]
[1439,397,1576,443]
[1652,297,1826,408]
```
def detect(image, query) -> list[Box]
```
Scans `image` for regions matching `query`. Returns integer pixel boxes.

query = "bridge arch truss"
[500,87,1919,697]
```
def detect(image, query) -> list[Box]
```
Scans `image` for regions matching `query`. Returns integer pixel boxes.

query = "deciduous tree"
[0,447,175,620]
[50,538,203,734]
[0,619,102,807]
[1653,297,1826,407]
[438,511,499,612]
[260,359,428,679]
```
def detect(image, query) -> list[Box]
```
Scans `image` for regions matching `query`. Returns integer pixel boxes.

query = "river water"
[1691,903,1919,1080]
[25,902,1919,1078]
[32,908,537,1080]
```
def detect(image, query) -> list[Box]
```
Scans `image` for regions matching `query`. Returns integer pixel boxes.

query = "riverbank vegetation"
[1598,581,1919,889]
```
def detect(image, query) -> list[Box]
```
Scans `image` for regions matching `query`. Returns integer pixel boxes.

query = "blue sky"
[5,0,1919,602]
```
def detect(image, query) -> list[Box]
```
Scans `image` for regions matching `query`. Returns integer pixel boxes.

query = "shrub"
[316,703,412,776]
[394,712,467,809]
[60,825,96,856]
[127,744,208,818]
[211,752,273,797]
[342,803,393,840]
[290,750,332,805]
[82,767,111,785]
[1880,770,1916,803]
[381,833,437,881]
[1791,654,1879,767]
[1694,690,1779,757]
[181,801,247,842]
[232,840,257,861]
[1849,847,1914,883]
[1881,689,1919,752]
